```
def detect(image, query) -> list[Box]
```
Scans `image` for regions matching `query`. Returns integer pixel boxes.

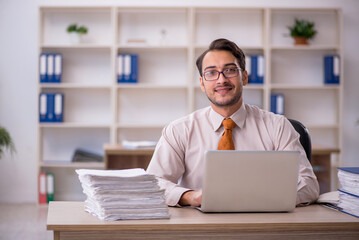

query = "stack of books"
[337,167,359,218]
[76,168,169,221]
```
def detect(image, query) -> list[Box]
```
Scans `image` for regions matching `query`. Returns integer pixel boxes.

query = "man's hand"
[178,190,202,207]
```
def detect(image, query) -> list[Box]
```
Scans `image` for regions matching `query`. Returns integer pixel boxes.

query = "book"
[324,55,340,84]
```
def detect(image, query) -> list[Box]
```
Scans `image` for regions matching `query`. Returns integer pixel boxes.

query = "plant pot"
[69,32,82,44]
[294,37,308,45]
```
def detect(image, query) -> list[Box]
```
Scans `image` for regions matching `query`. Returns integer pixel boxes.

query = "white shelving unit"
[37,6,342,200]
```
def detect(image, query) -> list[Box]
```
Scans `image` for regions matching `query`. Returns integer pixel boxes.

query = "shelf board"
[117,123,165,128]
[271,45,339,51]
[118,45,188,50]
[270,84,340,90]
[39,83,111,89]
[41,161,105,169]
[195,45,264,51]
[306,124,339,129]
[41,44,112,49]
[39,123,111,128]
[117,83,187,89]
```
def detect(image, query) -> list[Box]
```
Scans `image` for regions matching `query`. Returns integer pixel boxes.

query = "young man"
[146,38,319,207]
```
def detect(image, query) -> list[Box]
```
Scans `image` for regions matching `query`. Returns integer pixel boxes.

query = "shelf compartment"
[40,48,112,85]
[195,8,264,47]
[117,48,188,86]
[39,88,111,124]
[117,8,188,47]
[270,9,339,47]
[271,89,339,127]
[117,88,187,126]
[41,128,109,163]
[271,49,340,86]
[117,127,163,143]
[41,7,112,46]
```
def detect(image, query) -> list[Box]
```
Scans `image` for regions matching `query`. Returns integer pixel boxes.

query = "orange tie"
[218,118,236,150]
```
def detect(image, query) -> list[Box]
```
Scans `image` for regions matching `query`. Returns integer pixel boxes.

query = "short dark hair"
[196,38,246,76]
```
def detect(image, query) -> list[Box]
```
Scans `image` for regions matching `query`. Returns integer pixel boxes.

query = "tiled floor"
[0,203,52,240]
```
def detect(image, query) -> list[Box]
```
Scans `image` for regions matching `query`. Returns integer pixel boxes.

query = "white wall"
[0,0,358,203]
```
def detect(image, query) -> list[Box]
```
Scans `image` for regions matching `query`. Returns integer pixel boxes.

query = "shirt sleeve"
[146,124,191,206]
[276,117,320,205]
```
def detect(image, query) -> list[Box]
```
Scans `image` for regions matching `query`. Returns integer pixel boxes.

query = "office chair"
[288,119,312,163]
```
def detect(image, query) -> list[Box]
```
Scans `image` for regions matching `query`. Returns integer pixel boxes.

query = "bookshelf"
[37,6,342,200]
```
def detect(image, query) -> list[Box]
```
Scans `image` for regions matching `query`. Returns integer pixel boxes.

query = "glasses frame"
[202,67,242,81]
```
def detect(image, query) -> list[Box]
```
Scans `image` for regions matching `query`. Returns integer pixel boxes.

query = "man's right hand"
[178,190,202,207]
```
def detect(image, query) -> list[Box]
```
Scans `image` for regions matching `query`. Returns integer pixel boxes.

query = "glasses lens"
[223,68,239,78]
[204,70,219,81]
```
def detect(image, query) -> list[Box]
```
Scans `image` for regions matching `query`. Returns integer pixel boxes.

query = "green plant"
[287,19,317,39]
[0,126,16,158]
[67,23,88,35]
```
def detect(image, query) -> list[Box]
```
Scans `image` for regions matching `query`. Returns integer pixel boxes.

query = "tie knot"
[222,118,236,130]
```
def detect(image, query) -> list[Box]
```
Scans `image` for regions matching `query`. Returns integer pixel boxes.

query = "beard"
[204,82,242,107]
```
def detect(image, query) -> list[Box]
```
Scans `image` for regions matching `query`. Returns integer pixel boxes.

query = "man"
[146,38,319,207]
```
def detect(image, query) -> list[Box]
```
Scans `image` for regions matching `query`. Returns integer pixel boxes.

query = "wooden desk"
[47,201,359,240]
[312,145,340,194]
[104,144,154,170]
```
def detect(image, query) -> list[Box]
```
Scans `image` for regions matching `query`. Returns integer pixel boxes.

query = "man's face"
[200,50,248,108]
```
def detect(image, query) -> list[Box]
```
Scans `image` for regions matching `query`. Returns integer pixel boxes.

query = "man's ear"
[200,77,206,93]
[242,70,248,86]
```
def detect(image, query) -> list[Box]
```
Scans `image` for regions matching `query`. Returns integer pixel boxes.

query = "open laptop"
[199,150,299,213]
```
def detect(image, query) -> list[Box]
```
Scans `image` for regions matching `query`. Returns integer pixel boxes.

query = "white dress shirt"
[146,103,320,206]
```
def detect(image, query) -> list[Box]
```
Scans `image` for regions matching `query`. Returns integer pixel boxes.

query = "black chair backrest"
[288,119,312,163]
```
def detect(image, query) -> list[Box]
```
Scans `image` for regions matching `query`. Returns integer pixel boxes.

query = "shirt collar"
[209,102,247,132]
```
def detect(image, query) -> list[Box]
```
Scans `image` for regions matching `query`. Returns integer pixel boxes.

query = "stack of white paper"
[76,168,170,220]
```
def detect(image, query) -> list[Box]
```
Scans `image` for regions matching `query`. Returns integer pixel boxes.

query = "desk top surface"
[47,201,359,232]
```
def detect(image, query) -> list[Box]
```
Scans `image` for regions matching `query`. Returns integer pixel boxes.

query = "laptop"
[199,150,299,213]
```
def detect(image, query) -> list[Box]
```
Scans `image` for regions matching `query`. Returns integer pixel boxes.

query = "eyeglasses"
[203,67,241,81]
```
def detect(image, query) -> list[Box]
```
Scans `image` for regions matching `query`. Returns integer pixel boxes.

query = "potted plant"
[287,19,317,45]
[0,126,16,159]
[67,23,88,44]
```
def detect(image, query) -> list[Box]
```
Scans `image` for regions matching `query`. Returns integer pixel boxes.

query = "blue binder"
[129,54,138,83]
[54,54,62,83]
[46,93,55,122]
[39,53,47,83]
[47,54,54,83]
[54,93,64,122]
[245,55,251,81]
[117,54,124,83]
[249,55,264,84]
[324,55,340,84]
[118,54,138,83]
[39,93,48,122]
[270,94,284,115]
[39,93,64,122]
